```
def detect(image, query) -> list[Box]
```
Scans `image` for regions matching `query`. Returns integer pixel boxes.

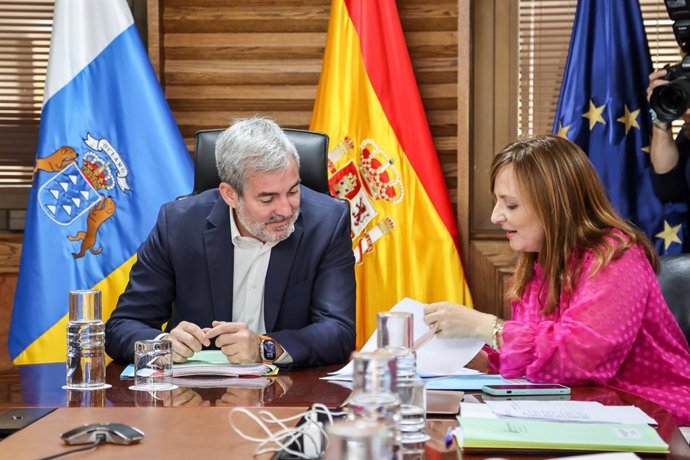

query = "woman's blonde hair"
[490,135,658,315]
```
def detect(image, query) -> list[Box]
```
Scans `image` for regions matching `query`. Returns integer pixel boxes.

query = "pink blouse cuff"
[499,320,538,378]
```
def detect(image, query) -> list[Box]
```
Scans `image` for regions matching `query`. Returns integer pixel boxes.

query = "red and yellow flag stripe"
[311,0,472,347]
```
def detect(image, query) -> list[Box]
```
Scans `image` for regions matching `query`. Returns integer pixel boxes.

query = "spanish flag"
[310,0,472,347]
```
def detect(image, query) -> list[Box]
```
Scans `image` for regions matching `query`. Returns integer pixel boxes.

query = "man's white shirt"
[229,208,292,364]
[158,208,293,364]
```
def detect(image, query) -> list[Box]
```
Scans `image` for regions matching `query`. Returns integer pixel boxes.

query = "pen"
[444,426,454,449]
[413,327,436,351]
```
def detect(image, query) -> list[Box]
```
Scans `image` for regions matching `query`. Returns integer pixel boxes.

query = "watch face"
[262,339,276,361]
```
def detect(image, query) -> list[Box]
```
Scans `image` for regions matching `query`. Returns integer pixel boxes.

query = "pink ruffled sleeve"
[499,244,653,385]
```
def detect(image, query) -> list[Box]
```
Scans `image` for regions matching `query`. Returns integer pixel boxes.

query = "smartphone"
[481,393,571,401]
[481,383,571,396]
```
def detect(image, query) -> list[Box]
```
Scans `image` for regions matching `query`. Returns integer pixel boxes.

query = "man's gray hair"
[215,116,300,196]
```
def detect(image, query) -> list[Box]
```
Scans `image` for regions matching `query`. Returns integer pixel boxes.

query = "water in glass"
[66,319,105,388]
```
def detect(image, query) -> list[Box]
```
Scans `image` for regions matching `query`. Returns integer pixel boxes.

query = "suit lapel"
[264,218,303,332]
[203,196,234,322]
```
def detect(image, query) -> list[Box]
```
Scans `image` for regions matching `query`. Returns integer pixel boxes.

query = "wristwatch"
[259,335,277,364]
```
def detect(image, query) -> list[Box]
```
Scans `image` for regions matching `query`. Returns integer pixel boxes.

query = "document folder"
[457,416,669,454]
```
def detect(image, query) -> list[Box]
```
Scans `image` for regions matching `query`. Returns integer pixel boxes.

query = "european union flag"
[9,0,193,364]
[553,0,687,254]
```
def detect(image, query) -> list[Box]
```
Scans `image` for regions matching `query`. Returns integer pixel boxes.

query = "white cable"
[229,407,317,458]
[228,404,346,459]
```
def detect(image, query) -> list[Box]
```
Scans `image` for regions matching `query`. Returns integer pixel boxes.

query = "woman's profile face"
[491,165,545,253]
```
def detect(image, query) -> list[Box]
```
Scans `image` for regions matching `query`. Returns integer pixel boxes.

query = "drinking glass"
[325,419,394,459]
[377,311,416,380]
[345,351,400,437]
[396,378,430,451]
[64,290,108,390]
[129,339,177,391]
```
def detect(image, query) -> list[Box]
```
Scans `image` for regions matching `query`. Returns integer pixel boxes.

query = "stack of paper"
[481,401,657,425]
[173,350,278,378]
[324,298,484,380]
[172,375,274,389]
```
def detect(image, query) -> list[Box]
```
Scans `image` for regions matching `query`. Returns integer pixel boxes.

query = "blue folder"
[424,374,528,391]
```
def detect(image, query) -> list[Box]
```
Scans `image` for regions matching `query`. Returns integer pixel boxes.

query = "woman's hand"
[423,301,495,344]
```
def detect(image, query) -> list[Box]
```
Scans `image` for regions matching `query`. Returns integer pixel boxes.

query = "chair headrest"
[658,254,690,345]
[193,128,330,195]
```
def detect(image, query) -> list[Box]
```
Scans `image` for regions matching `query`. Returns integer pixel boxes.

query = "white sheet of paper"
[460,402,497,418]
[680,426,690,444]
[325,298,484,379]
[546,453,640,460]
[484,400,657,425]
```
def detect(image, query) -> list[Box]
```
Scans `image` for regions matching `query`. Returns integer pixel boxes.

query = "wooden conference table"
[0,363,688,459]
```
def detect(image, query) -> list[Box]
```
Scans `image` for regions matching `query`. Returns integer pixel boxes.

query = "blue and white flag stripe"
[44,1,133,104]
[9,0,193,363]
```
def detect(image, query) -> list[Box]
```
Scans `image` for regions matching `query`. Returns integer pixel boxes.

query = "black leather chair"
[657,254,690,344]
[190,128,330,196]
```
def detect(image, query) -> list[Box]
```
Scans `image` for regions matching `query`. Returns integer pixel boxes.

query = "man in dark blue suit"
[105,117,356,368]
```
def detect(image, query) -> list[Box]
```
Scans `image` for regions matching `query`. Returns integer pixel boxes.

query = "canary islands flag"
[311,0,472,346]
[9,0,193,363]
[553,0,688,254]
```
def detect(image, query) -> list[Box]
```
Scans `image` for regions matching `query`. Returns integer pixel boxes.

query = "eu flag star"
[552,0,689,255]
[655,220,683,251]
[616,105,640,134]
[582,100,607,130]
[557,122,571,138]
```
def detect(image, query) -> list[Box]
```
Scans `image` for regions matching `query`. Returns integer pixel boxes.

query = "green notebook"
[457,416,669,454]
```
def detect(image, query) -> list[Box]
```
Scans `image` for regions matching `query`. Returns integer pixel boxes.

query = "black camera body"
[650,56,690,122]
[650,1,690,121]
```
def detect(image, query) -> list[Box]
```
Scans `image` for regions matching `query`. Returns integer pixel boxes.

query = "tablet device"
[0,408,56,438]
[481,383,570,396]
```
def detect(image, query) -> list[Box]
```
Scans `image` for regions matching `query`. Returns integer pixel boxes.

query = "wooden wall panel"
[0,273,18,370]
[0,233,21,369]
[155,0,460,214]
[0,0,472,364]
[469,240,515,319]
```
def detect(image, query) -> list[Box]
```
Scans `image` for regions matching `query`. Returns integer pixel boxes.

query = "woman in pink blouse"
[424,135,690,425]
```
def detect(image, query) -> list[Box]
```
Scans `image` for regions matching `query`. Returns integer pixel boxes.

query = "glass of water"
[346,351,400,439]
[377,311,416,380]
[129,339,177,391]
[325,419,394,459]
[65,290,108,390]
[396,378,430,451]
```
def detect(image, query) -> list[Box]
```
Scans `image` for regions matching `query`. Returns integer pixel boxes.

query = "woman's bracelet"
[653,119,671,132]
[650,108,671,132]
[491,316,504,350]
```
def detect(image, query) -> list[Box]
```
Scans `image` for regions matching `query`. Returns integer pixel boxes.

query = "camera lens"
[651,79,690,121]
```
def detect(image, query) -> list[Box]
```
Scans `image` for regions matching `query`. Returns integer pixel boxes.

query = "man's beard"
[236,201,300,243]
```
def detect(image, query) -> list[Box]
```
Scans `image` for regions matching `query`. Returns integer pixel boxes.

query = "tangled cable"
[229,403,346,459]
